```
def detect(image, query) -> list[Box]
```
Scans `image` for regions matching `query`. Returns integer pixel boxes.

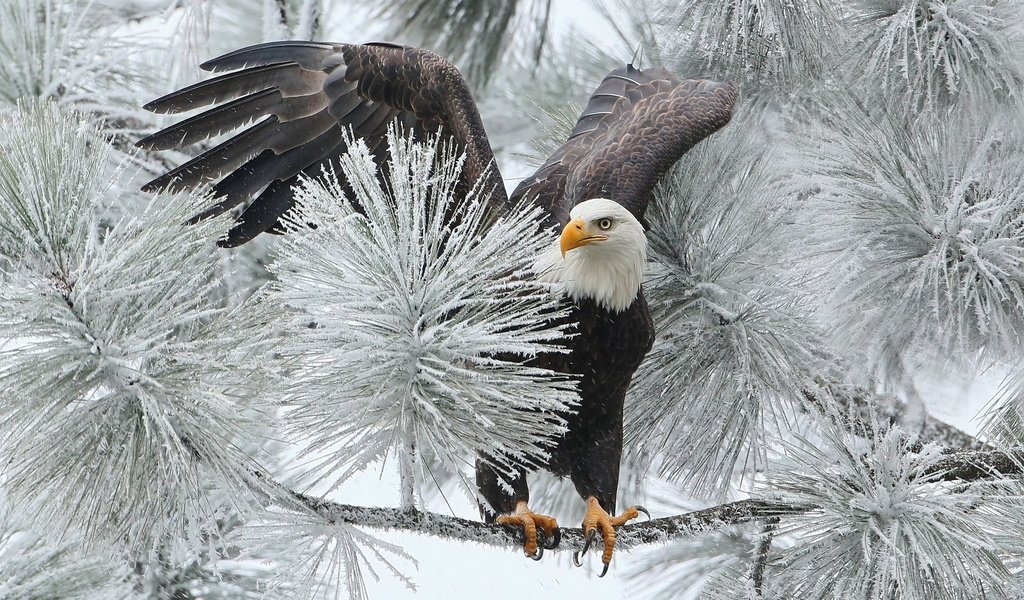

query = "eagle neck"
[535,238,646,313]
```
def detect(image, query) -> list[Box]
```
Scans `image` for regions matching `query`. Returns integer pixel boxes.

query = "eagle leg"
[573,496,649,577]
[495,500,560,559]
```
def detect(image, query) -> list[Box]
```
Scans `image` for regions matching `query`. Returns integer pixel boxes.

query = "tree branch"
[253,471,801,549]
[930,448,1024,481]
[748,516,779,597]
[805,378,988,450]
[234,380,1015,559]
[251,447,1024,552]
[284,489,806,550]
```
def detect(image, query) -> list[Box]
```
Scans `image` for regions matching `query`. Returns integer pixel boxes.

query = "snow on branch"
[847,0,1024,108]
[254,444,1024,550]
[801,99,1024,366]
[228,421,1024,598]
[770,426,1024,598]
[805,377,987,451]
[0,499,131,599]
[629,112,825,495]
[271,483,803,550]
[0,0,157,135]
[0,100,107,268]
[660,0,839,88]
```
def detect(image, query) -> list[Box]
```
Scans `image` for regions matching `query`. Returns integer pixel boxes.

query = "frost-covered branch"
[255,444,1024,550]
[0,101,274,563]
[771,426,1024,597]
[0,500,131,599]
[846,0,1024,109]
[274,484,804,549]
[651,0,840,92]
[267,129,575,503]
[748,517,778,597]
[806,379,988,450]
[799,100,1024,366]
[929,448,1024,481]
[628,112,823,495]
[0,0,158,132]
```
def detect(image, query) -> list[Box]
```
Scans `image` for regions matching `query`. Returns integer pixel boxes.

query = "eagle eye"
[597,218,613,231]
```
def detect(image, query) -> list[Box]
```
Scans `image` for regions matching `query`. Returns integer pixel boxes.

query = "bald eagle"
[137,41,737,574]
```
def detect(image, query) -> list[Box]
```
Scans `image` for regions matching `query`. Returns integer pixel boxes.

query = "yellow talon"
[574,496,648,576]
[495,500,559,559]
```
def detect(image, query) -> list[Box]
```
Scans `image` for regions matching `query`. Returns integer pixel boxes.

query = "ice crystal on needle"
[268,128,576,501]
[0,102,273,559]
[770,426,1020,599]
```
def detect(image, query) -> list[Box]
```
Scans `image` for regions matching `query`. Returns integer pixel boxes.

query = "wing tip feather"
[136,134,167,151]
[200,40,337,72]
[139,178,167,194]
[142,95,182,114]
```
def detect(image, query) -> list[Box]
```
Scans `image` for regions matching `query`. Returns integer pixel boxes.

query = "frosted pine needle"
[660,0,838,87]
[629,525,759,600]
[0,99,109,269]
[802,101,1024,366]
[847,0,1024,109]
[0,101,274,559]
[241,505,416,600]
[628,117,823,495]
[0,499,131,599]
[268,127,577,501]
[771,426,1019,599]
[0,0,153,120]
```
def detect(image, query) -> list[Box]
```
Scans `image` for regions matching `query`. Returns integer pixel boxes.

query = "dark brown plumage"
[137,41,506,246]
[512,64,737,229]
[138,41,736,566]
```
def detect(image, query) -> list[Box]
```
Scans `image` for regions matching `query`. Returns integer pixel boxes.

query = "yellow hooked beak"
[560,217,607,258]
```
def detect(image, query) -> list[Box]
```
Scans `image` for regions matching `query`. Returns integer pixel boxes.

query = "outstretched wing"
[512,65,737,227]
[137,41,506,246]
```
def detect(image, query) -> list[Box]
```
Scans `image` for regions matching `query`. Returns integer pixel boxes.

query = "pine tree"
[1,0,1024,599]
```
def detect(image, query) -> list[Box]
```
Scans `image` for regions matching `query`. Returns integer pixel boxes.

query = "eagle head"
[535,198,647,313]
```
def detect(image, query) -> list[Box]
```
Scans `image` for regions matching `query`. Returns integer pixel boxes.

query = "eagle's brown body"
[138,41,736,559]
[477,293,654,516]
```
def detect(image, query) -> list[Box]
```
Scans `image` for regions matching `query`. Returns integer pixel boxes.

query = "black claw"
[572,550,584,567]
[530,544,543,561]
[598,562,610,578]
[581,529,598,556]
[574,530,599,567]
[634,505,651,520]
[543,527,561,550]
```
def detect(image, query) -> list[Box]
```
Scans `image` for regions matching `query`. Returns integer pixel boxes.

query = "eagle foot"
[495,501,560,560]
[572,496,650,577]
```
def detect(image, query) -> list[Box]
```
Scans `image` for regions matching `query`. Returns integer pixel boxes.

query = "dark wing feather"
[138,42,505,247]
[199,41,339,72]
[512,65,737,227]
[141,62,327,114]
[138,88,327,151]
[190,125,345,224]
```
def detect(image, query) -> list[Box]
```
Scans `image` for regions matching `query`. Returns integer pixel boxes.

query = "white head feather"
[533,198,647,313]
